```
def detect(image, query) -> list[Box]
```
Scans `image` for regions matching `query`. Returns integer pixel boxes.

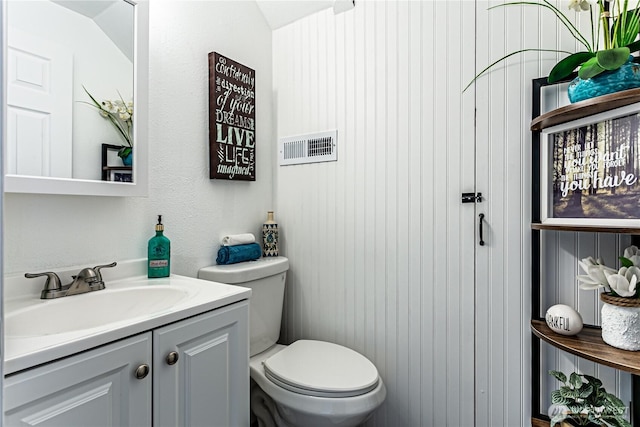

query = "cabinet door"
[153,301,249,427]
[4,333,152,426]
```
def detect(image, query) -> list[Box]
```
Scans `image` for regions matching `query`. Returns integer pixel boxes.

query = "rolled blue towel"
[216,243,262,265]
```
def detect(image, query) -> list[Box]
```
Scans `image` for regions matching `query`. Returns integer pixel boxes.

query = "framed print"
[208,52,256,181]
[110,171,133,182]
[541,102,640,227]
[101,143,133,182]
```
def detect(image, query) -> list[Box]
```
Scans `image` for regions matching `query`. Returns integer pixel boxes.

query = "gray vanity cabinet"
[3,300,249,427]
[4,333,152,426]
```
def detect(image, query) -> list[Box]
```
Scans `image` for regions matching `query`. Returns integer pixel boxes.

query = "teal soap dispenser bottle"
[148,215,170,278]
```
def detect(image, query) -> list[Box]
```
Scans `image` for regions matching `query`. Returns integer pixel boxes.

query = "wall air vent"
[279,130,337,166]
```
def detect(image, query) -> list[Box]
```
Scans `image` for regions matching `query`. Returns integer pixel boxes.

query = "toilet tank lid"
[198,256,289,284]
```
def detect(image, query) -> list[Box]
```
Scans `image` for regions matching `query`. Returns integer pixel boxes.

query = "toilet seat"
[262,340,379,398]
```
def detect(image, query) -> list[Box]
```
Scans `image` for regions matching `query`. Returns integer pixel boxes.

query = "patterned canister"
[262,211,279,257]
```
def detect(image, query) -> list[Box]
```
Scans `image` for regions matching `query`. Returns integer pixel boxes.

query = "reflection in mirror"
[3,0,148,196]
[6,0,133,181]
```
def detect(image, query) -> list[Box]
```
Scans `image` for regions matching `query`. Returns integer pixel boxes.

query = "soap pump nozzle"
[156,215,164,232]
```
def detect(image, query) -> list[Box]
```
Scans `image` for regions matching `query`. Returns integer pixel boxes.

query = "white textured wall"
[273,2,478,425]
[4,1,273,280]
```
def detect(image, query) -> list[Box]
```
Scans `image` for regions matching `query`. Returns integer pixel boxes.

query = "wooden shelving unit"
[530,88,640,131]
[531,320,640,375]
[531,223,640,234]
[529,81,640,427]
[101,144,132,181]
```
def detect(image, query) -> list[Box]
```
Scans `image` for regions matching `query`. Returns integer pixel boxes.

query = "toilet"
[198,257,386,427]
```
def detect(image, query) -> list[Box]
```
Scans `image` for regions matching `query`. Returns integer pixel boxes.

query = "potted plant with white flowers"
[82,86,134,165]
[549,370,630,427]
[577,245,640,350]
[468,0,640,102]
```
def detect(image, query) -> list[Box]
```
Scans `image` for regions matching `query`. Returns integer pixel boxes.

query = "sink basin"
[3,262,252,375]
[6,286,190,337]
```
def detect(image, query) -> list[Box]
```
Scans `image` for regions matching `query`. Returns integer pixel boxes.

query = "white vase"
[601,302,640,351]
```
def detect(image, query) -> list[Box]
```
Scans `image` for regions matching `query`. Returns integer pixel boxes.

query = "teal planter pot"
[121,152,133,166]
[568,56,640,103]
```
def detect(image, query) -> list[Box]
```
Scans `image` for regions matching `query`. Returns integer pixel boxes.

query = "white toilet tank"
[198,257,289,357]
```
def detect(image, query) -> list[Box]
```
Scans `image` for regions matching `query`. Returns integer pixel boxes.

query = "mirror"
[2,0,148,196]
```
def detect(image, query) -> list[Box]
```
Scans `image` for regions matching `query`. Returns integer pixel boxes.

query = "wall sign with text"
[208,52,255,181]
[541,103,640,227]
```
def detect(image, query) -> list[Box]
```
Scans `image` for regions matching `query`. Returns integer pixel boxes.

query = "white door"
[6,26,72,178]
[3,333,151,426]
[473,1,553,425]
[153,302,250,427]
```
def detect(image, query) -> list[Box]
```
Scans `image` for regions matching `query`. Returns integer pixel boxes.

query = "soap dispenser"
[148,215,171,278]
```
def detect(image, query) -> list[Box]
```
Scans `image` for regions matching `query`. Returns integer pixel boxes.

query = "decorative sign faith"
[208,52,256,181]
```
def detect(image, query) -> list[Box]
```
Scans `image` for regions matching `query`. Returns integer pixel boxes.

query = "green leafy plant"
[82,86,133,158]
[549,370,630,427]
[466,0,640,92]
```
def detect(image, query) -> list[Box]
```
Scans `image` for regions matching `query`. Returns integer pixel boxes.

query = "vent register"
[279,130,337,166]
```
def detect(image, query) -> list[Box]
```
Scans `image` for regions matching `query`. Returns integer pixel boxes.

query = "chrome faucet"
[25,262,117,299]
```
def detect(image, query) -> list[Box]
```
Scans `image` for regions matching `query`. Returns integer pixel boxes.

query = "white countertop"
[4,259,251,375]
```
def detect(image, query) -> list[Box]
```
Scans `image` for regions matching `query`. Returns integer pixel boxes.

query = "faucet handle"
[92,262,117,282]
[75,268,99,283]
[25,271,62,292]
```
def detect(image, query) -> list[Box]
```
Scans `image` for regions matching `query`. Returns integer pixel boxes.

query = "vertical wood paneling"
[475,0,574,425]
[334,10,347,351]
[477,0,512,424]
[407,1,422,424]
[353,0,366,356]
[363,1,376,364]
[372,3,388,423]
[383,1,399,424]
[274,1,476,425]
[395,2,410,422]
[420,1,436,424]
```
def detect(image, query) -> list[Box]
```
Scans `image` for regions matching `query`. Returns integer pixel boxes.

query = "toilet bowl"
[250,343,386,427]
[198,257,386,427]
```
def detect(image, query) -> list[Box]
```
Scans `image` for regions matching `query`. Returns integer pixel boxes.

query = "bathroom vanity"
[3,260,251,426]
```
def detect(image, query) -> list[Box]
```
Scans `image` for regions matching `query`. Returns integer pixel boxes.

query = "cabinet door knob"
[135,364,150,380]
[166,351,179,365]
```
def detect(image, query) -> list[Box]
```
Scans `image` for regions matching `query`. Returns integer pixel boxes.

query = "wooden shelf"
[531,320,640,375]
[102,166,132,171]
[101,166,132,182]
[531,223,640,234]
[531,416,550,427]
[530,88,640,131]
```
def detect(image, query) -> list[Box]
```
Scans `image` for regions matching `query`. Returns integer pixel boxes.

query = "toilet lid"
[263,340,379,398]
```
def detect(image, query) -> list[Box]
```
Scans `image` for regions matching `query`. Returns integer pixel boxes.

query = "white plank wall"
[274,2,476,426]
[273,1,632,426]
